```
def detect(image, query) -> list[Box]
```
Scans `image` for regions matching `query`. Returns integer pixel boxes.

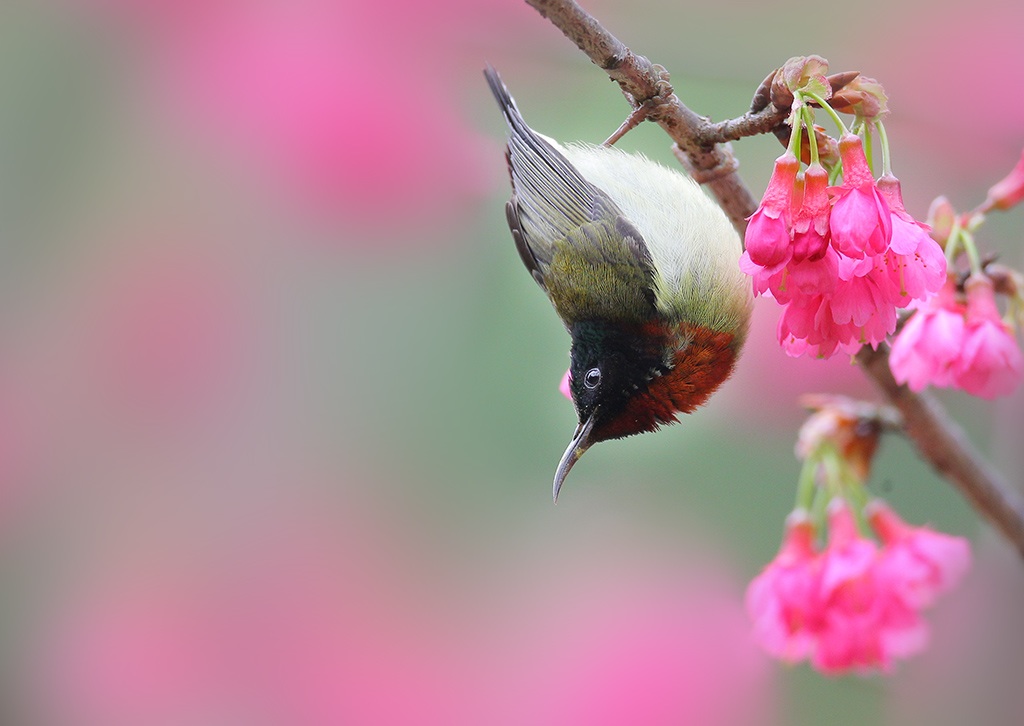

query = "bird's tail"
[484,66,534,143]
[484,65,614,248]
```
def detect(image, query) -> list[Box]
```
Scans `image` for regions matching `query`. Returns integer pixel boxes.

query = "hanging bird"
[485,67,753,501]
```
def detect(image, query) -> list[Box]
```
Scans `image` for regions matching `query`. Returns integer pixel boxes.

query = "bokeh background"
[1,0,1023,724]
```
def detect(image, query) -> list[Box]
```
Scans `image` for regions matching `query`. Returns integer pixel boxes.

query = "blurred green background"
[1,0,1022,724]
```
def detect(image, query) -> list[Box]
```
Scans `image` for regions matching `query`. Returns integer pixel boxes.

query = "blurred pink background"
[1,0,1022,723]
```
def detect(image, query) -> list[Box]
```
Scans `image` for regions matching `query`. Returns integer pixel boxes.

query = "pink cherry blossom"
[812,500,929,674]
[884,235,948,303]
[876,174,931,256]
[828,134,892,259]
[953,275,1023,398]
[890,273,1021,398]
[772,246,900,358]
[777,294,859,359]
[744,152,800,270]
[886,204,933,256]
[889,278,967,391]
[745,510,822,662]
[744,244,839,305]
[876,174,948,300]
[830,257,899,335]
[784,247,841,299]
[742,147,943,359]
[748,497,970,675]
[791,162,831,262]
[744,214,793,271]
[867,500,971,609]
[773,260,899,359]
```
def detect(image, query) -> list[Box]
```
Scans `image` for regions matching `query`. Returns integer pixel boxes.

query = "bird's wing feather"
[542,215,656,323]
[485,67,656,325]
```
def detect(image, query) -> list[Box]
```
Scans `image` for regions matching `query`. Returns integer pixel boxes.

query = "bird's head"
[554,320,668,501]
[553,318,741,502]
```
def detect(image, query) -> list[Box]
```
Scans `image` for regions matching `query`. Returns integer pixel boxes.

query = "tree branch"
[857,346,1024,558]
[524,0,1024,559]
[524,0,763,233]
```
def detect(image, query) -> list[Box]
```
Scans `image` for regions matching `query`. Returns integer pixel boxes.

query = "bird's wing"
[485,67,656,325]
[535,214,658,324]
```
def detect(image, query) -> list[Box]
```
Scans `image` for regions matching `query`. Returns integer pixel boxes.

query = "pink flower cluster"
[741,134,947,358]
[746,499,970,674]
[890,275,1023,398]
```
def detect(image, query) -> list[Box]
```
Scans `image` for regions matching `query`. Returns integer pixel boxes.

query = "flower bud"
[925,196,957,246]
[772,55,831,107]
[984,149,1024,211]
[829,75,889,122]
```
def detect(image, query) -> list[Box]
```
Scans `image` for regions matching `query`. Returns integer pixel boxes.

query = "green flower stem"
[802,90,848,136]
[786,110,803,159]
[819,445,846,498]
[810,473,830,528]
[1008,295,1024,330]
[945,221,963,266]
[802,106,820,166]
[795,456,818,511]
[846,478,871,523]
[962,230,984,276]
[862,126,874,175]
[945,211,986,275]
[817,443,875,537]
[876,121,893,177]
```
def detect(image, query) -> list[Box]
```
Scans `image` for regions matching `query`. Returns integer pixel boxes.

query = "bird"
[485,67,753,502]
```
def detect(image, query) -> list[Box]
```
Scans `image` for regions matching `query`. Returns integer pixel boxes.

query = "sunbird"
[486,67,752,501]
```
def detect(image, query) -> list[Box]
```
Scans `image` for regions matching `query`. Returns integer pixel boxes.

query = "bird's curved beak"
[552,410,597,503]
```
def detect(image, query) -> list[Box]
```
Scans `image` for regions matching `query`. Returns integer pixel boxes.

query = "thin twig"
[602,103,653,147]
[524,0,1024,559]
[700,109,790,146]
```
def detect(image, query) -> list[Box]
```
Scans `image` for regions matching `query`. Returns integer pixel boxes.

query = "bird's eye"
[584,367,601,389]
